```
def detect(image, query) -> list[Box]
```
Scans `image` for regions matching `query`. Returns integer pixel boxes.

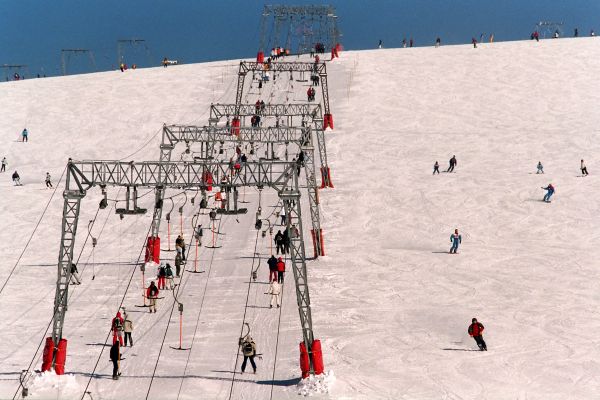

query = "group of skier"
[110,309,134,379]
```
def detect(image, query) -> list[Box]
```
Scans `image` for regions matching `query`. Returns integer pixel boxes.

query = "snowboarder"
[123,312,134,347]
[45,172,52,188]
[542,183,555,202]
[447,155,457,172]
[449,229,462,254]
[468,318,487,351]
[110,341,121,379]
[274,230,284,255]
[12,171,21,186]
[1,157,6,172]
[112,312,124,346]
[268,279,282,308]
[277,257,286,283]
[165,263,174,289]
[175,253,183,277]
[580,159,589,176]
[536,161,544,174]
[157,264,167,290]
[21,128,28,142]
[147,281,159,313]
[433,161,440,175]
[70,263,81,285]
[267,255,278,282]
[240,337,257,374]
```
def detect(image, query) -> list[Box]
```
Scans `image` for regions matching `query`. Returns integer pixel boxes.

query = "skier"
[274,230,284,255]
[1,157,6,172]
[435,37,441,47]
[21,128,28,142]
[146,281,159,313]
[449,229,462,254]
[123,311,134,347]
[472,37,477,48]
[157,264,167,290]
[542,183,555,203]
[175,253,183,277]
[110,341,121,380]
[277,257,286,283]
[378,39,383,49]
[447,155,457,172]
[591,30,596,37]
[280,207,286,225]
[12,171,21,186]
[468,318,487,351]
[45,172,52,188]
[240,336,257,374]
[574,28,579,37]
[165,263,174,289]
[409,38,414,47]
[70,263,81,285]
[112,312,124,346]
[175,234,186,261]
[580,159,589,176]
[267,255,278,282]
[268,279,281,308]
[536,161,544,174]
[533,31,540,41]
[282,229,290,254]
[433,161,440,175]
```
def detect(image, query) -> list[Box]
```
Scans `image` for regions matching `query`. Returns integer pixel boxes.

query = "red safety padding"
[299,342,310,378]
[231,118,240,136]
[257,51,264,63]
[319,229,325,256]
[310,229,318,259]
[145,237,154,263]
[54,339,67,375]
[41,337,55,372]
[311,339,324,375]
[153,236,160,263]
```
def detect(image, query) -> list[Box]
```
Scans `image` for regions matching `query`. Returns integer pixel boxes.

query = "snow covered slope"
[1,37,600,399]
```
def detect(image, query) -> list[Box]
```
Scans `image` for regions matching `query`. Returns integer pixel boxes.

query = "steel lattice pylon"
[51,159,318,374]
[258,5,341,55]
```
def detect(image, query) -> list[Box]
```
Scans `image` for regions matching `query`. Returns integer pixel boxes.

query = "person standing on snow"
[165,263,174,289]
[446,155,457,172]
[1,157,6,172]
[536,161,544,174]
[147,281,159,313]
[542,183,555,202]
[581,159,589,176]
[433,161,440,175]
[175,253,183,277]
[240,337,257,374]
[276,257,286,283]
[267,255,278,282]
[157,264,167,290]
[110,341,121,379]
[112,312,124,346]
[274,230,284,255]
[280,207,286,225]
[268,279,282,308]
[435,37,441,47]
[45,172,52,188]
[123,312,134,347]
[449,229,462,254]
[21,128,28,142]
[468,318,487,351]
[12,171,21,185]
[282,229,290,254]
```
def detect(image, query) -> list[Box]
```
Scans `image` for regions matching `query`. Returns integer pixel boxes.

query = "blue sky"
[0,0,598,77]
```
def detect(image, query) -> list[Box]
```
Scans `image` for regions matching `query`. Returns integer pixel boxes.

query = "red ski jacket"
[277,260,286,272]
[468,322,485,337]
[147,285,159,299]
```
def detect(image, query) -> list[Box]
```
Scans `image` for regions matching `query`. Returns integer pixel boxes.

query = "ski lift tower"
[117,38,150,67]
[256,5,341,61]
[60,49,97,76]
[0,64,28,81]
[535,21,564,38]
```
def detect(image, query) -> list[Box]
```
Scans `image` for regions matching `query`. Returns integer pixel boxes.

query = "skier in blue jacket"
[449,229,462,254]
[542,183,554,202]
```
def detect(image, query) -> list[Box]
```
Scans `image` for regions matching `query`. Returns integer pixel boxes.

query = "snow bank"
[297,370,335,396]
[28,371,81,399]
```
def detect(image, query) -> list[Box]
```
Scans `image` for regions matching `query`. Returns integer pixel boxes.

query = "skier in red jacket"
[468,318,487,351]
[276,257,286,284]
[112,312,124,345]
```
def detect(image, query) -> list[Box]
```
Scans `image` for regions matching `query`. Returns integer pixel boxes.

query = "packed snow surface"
[1,37,600,399]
